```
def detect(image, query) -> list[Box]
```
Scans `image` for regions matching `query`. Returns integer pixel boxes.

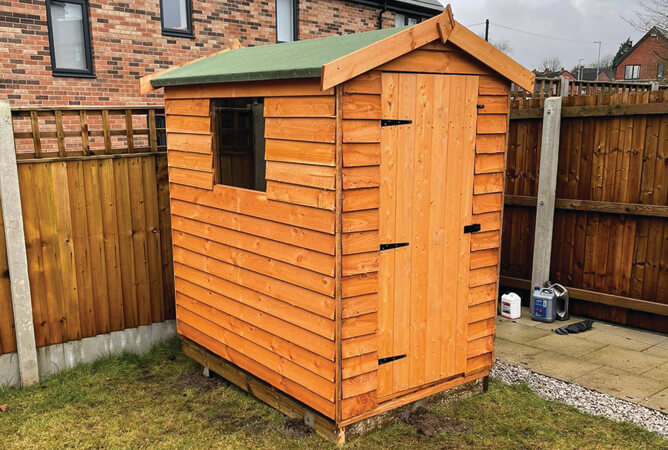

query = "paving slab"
[525,333,606,357]
[497,313,539,328]
[496,320,551,344]
[531,315,586,331]
[592,322,667,346]
[643,362,668,383]
[580,330,653,352]
[642,387,668,414]
[643,345,668,359]
[583,345,667,375]
[495,338,543,366]
[520,351,601,382]
[573,366,667,403]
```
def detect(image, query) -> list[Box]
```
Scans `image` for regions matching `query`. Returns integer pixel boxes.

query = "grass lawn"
[1,338,665,449]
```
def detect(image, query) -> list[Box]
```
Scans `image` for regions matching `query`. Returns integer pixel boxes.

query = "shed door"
[378,73,479,399]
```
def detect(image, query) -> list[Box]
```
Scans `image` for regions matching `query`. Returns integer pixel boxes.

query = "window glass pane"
[407,17,418,26]
[277,0,294,42]
[624,65,632,79]
[50,1,87,70]
[634,65,640,79]
[658,64,664,79]
[163,0,189,31]
[395,13,405,27]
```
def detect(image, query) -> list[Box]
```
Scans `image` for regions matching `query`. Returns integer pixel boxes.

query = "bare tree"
[477,34,513,55]
[492,38,513,55]
[625,0,668,31]
[540,57,562,73]
[591,54,614,70]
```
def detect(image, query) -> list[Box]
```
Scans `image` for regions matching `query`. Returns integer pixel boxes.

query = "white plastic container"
[500,292,522,319]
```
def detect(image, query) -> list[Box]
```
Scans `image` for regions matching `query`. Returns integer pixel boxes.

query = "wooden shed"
[143,6,534,442]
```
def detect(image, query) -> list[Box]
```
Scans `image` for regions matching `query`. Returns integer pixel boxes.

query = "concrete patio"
[495,307,668,414]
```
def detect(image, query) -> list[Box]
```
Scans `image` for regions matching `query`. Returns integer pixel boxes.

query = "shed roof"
[151,27,405,88]
[146,7,535,92]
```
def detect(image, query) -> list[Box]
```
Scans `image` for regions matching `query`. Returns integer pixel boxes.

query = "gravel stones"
[491,359,668,438]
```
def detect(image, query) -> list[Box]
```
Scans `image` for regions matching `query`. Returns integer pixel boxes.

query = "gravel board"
[491,359,668,438]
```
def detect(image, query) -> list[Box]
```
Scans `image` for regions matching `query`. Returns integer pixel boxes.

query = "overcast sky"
[438,0,647,71]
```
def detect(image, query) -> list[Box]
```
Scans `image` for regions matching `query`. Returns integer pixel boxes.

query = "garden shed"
[143,6,534,442]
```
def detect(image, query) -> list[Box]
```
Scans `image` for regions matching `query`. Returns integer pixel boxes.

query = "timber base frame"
[181,338,487,444]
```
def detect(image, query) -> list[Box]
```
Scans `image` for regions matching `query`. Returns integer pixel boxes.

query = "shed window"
[276,0,297,42]
[160,0,193,37]
[624,64,640,80]
[46,0,93,77]
[213,98,266,192]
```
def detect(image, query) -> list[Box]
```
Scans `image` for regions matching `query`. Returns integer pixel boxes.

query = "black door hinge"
[477,104,485,109]
[379,242,409,251]
[378,354,406,365]
[381,119,412,127]
[463,223,481,234]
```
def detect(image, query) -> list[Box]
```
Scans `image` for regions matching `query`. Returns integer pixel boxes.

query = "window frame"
[275,0,298,43]
[45,0,95,78]
[624,64,641,80]
[160,0,194,39]
[395,12,420,27]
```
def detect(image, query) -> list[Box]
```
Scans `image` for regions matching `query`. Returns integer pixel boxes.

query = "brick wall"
[0,0,407,107]
[615,33,668,81]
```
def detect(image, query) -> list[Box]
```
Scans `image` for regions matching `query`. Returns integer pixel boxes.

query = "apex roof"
[145,6,534,93]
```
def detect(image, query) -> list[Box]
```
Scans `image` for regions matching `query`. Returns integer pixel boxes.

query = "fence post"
[0,100,39,386]
[530,97,562,292]
[560,77,569,97]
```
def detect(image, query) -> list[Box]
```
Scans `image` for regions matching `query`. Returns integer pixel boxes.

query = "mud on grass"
[1,338,666,449]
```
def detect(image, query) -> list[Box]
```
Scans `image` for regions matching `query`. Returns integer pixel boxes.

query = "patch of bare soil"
[174,369,225,392]
[282,418,313,439]
[404,407,471,437]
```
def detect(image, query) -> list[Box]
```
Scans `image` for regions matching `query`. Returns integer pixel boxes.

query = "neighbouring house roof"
[350,0,443,15]
[147,9,534,92]
[616,26,668,68]
[578,67,613,81]
[151,27,406,87]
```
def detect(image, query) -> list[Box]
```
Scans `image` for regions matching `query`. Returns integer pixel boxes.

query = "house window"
[658,64,664,79]
[276,0,297,42]
[213,98,266,192]
[46,0,94,77]
[395,13,419,27]
[160,0,193,38]
[624,64,641,80]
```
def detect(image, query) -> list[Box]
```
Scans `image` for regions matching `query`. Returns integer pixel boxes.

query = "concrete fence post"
[559,76,569,97]
[531,97,562,292]
[0,100,39,386]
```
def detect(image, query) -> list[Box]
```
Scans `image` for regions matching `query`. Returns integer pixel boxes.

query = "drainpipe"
[378,1,388,29]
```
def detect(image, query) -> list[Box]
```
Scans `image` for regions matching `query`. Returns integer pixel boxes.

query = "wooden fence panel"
[0,107,173,355]
[503,92,668,331]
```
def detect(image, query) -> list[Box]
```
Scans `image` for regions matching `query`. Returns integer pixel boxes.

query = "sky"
[437,0,647,72]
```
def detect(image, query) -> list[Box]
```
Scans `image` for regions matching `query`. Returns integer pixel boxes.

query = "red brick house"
[614,26,668,81]
[0,0,442,106]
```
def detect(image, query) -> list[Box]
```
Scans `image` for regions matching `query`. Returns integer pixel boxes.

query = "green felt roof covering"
[151,27,407,88]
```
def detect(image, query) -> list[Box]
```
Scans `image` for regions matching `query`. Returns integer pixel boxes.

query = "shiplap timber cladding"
[164,38,516,429]
[165,90,339,419]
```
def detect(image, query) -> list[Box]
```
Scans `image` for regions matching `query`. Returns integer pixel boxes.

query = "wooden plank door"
[378,72,479,399]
